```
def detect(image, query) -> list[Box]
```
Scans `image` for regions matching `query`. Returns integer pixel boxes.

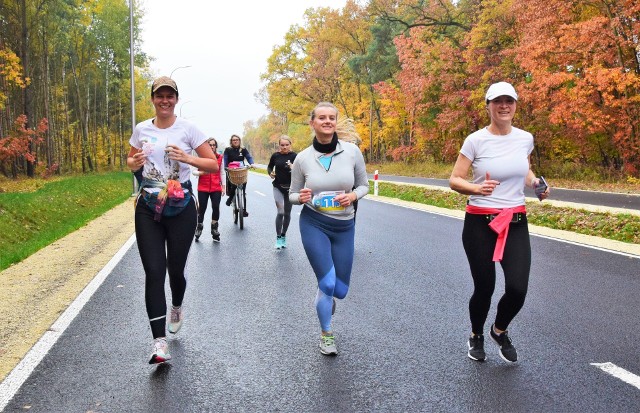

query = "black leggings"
[197,191,221,223]
[135,198,197,338]
[462,213,531,335]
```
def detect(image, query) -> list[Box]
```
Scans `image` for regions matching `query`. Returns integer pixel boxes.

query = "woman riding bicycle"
[223,134,255,217]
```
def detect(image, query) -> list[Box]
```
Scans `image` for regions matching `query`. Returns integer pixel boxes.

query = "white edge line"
[530,233,639,259]
[0,234,137,411]
[366,196,640,260]
[591,362,640,390]
[254,191,266,197]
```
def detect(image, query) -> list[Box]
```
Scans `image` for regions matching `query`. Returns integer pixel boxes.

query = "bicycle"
[226,166,249,229]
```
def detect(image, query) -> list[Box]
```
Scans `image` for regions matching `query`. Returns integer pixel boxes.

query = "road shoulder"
[0,198,135,382]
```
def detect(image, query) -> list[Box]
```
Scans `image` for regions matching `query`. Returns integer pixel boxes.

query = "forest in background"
[0,0,155,179]
[1,0,639,182]
[244,0,639,181]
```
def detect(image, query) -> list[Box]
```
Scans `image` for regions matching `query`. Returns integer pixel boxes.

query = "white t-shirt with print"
[460,126,534,208]
[129,117,208,183]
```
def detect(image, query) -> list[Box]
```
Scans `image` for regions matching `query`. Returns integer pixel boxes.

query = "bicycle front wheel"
[236,186,245,230]
[232,194,238,225]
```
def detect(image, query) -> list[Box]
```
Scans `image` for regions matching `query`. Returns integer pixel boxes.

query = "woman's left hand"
[165,144,189,163]
[334,192,356,207]
[533,177,551,200]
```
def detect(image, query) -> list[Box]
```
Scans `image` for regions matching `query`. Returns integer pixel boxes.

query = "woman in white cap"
[127,76,218,364]
[449,81,550,363]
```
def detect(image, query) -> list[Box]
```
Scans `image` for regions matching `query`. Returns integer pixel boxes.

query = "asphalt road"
[369,174,640,211]
[3,174,640,412]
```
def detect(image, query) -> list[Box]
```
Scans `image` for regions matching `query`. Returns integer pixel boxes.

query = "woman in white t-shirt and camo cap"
[449,81,550,363]
[127,76,218,364]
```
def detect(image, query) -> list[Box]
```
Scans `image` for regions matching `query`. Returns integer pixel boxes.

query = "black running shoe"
[467,334,486,361]
[490,325,518,363]
[194,223,203,241]
[225,197,232,206]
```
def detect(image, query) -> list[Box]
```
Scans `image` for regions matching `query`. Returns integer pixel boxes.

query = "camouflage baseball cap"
[151,76,178,94]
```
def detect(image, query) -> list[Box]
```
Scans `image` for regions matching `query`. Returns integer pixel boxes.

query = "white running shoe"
[149,337,171,364]
[167,306,183,334]
[319,334,338,356]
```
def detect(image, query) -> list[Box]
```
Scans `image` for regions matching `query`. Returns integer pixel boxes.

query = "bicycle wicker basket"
[227,167,248,185]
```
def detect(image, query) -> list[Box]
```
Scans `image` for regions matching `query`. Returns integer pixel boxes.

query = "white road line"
[0,234,137,411]
[591,362,640,390]
[254,191,266,197]
[531,234,639,259]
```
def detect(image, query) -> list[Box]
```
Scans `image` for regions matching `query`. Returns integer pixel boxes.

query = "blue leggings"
[299,207,355,332]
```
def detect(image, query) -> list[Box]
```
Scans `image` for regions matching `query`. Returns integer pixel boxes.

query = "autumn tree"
[512,0,640,174]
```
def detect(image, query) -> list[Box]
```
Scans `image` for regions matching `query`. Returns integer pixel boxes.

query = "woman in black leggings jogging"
[127,76,218,364]
[267,135,297,249]
[449,82,549,363]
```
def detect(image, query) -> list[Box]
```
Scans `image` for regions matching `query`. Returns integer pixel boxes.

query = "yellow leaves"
[0,47,28,109]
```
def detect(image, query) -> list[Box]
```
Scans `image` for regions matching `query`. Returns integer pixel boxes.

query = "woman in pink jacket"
[194,138,226,242]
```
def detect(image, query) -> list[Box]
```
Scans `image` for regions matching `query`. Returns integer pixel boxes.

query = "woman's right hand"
[129,151,146,171]
[478,172,500,196]
[298,188,312,204]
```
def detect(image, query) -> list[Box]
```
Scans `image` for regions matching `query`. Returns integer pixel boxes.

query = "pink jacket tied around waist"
[465,205,527,262]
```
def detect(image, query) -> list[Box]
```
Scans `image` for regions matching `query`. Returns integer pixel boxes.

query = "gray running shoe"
[490,325,518,363]
[319,334,337,356]
[467,334,486,361]
[167,306,183,334]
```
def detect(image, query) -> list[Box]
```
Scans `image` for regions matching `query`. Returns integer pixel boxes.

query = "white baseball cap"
[485,82,518,101]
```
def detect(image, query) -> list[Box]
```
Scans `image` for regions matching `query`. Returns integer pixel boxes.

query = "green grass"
[374,181,640,244]
[1,167,636,272]
[0,172,133,271]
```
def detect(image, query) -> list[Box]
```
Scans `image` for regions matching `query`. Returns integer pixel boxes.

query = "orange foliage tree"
[511,0,640,174]
[0,115,48,178]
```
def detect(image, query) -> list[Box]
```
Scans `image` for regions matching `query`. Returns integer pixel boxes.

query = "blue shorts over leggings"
[299,206,355,332]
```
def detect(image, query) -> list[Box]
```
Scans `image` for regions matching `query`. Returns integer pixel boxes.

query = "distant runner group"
[127,76,550,365]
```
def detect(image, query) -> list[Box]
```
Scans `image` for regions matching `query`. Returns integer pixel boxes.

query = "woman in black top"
[223,134,254,216]
[267,135,297,249]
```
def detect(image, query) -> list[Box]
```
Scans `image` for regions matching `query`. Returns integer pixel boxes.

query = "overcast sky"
[140,0,348,142]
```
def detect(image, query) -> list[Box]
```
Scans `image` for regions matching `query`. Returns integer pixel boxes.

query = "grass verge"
[374,181,640,245]
[0,172,133,271]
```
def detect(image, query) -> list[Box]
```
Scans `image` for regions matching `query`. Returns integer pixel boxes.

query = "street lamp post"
[129,0,137,195]
[179,100,192,118]
[170,65,192,78]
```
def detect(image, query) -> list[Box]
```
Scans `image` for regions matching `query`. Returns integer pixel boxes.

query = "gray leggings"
[273,187,292,236]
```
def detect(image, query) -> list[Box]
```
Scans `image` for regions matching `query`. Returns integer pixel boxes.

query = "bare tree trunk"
[42,28,53,169]
[20,0,35,177]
